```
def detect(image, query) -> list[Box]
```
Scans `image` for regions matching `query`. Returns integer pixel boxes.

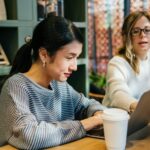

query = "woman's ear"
[39,48,49,67]
[39,48,48,60]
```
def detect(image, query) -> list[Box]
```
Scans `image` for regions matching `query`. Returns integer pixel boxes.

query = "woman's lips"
[138,41,148,46]
[64,73,71,78]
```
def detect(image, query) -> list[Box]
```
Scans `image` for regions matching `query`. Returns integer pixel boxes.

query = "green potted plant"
[89,71,106,95]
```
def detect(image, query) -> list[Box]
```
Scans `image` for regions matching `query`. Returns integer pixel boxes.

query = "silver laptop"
[86,91,150,139]
[128,90,150,137]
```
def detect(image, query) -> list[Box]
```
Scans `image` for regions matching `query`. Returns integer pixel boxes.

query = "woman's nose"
[70,59,77,71]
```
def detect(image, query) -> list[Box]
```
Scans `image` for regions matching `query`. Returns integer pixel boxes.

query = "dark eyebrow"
[68,52,80,57]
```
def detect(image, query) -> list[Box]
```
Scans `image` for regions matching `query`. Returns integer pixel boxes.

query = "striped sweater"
[0,73,105,150]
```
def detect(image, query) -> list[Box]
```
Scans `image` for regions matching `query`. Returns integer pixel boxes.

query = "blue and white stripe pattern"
[0,73,104,149]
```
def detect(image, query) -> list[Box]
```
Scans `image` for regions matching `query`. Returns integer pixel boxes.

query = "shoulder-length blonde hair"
[118,11,150,74]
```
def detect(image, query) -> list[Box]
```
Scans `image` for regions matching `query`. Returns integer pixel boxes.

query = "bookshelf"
[0,0,88,95]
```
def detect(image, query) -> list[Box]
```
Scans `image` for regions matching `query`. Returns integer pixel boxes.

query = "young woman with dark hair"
[0,14,105,149]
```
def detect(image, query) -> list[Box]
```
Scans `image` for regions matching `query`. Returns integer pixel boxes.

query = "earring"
[133,53,136,58]
[42,61,46,68]
[131,48,136,58]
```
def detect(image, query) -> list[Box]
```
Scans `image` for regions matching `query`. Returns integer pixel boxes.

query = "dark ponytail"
[10,43,32,74]
[0,43,32,92]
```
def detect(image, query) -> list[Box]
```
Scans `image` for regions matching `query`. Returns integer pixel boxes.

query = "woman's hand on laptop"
[93,111,103,118]
[80,111,103,131]
[130,102,138,113]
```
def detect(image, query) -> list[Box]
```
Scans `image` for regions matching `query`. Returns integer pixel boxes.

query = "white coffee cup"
[101,108,129,150]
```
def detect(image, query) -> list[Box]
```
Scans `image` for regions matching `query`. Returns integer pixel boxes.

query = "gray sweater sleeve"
[68,83,106,118]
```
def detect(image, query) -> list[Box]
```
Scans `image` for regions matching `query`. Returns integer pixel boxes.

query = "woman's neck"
[24,63,51,89]
[137,54,148,61]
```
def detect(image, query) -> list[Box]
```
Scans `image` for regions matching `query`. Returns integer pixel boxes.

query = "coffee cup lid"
[102,108,129,121]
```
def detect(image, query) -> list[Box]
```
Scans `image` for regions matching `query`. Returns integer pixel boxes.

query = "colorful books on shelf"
[37,0,64,21]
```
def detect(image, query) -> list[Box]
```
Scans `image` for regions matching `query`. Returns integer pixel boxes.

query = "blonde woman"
[103,11,150,113]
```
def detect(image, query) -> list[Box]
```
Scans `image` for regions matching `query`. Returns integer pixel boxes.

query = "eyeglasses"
[131,27,150,36]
